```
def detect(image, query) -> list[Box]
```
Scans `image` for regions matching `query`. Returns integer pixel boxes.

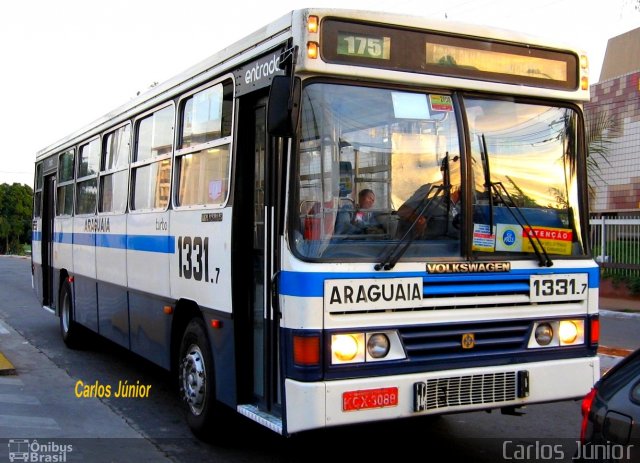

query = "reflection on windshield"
[465,98,584,258]
[293,84,461,260]
[291,83,585,261]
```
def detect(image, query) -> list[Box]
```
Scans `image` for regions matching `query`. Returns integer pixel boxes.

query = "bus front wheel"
[179,318,221,438]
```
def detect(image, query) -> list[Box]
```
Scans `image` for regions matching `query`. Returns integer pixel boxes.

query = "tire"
[179,318,225,439]
[59,280,83,349]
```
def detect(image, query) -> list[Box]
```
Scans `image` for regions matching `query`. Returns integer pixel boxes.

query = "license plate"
[530,273,588,302]
[342,387,398,411]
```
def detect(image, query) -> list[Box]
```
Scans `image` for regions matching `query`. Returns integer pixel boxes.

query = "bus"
[32,8,600,437]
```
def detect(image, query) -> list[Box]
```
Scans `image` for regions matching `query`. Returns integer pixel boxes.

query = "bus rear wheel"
[179,318,223,438]
[59,280,84,349]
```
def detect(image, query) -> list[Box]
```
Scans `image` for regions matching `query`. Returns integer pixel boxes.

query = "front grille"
[400,320,531,362]
[416,371,517,410]
[423,275,530,298]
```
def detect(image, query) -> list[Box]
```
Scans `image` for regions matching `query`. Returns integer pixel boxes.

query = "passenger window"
[176,80,233,207]
[34,163,43,218]
[131,106,174,211]
[100,125,130,213]
[56,149,75,216]
[76,139,100,215]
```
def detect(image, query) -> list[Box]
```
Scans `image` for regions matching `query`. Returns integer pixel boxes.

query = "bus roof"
[36,8,587,161]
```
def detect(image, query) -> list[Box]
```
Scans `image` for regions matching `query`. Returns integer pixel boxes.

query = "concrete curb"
[600,309,640,318]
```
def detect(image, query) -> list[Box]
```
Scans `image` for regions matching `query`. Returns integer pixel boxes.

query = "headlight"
[528,319,586,348]
[366,333,390,359]
[331,333,365,364]
[559,320,584,346]
[535,323,554,346]
[330,331,406,364]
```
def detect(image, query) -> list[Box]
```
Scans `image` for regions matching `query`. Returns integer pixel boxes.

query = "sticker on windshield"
[522,226,572,255]
[429,95,453,112]
[496,224,524,252]
[391,92,431,119]
[494,224,573,255]
[472,223,496,252]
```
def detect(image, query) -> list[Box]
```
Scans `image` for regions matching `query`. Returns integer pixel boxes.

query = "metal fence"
[589,216,640,278]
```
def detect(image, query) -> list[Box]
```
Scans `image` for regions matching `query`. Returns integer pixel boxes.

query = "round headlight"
[535,323,554,346]
[367,333,390,359]
[332,334,360,361]
[559,320,578,344]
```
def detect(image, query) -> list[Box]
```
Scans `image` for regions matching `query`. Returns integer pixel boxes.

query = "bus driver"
[335,188,384,235]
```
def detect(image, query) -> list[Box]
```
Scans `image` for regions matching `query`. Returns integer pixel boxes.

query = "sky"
[1,0,638,187]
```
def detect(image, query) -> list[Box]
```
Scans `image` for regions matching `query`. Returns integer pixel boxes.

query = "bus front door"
[234,94,281,417]
[41,174,55,307]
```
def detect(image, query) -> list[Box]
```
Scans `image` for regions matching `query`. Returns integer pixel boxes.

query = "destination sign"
[322,19,578,91]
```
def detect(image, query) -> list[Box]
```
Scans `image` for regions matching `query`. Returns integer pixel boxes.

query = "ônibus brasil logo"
[8,439,73,462]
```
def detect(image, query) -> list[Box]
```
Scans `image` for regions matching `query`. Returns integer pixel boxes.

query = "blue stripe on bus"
[48,232,175,254]
[96,234,128,249]
[279,266,600,297]
[127,235,175,254]
[74,233,96,246]
[32,231,42,241]
[53,232,73,244]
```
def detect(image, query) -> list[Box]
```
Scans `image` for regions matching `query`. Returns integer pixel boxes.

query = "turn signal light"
[581,76,589,90]
[590,317,600,345]
[307,41,319,59]
[580,54,589,70]
[307,15,319,33]
[293,334,320,365]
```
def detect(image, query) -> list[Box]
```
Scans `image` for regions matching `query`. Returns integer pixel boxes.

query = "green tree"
[584,109,621,200]
[0,183,33,254]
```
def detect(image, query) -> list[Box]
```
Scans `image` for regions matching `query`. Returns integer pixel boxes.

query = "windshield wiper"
[479,134,553,267]
[375,184,446,271]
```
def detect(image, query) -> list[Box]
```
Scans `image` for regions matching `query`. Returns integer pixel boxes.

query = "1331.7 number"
[530,274,588,301]
[177,236,219,283]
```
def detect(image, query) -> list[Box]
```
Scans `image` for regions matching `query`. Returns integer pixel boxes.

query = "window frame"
[75,137,101,216]
[99,122,131,215]
[130,102,176,213]
[56,149,76,217]
[173,75,235,210]
[33,163,43,218]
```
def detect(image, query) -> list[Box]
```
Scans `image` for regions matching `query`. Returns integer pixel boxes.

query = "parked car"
[577,347,640,462]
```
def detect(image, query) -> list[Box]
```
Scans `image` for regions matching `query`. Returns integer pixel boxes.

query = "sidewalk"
[0,319,171,462]
[599,296,640,313]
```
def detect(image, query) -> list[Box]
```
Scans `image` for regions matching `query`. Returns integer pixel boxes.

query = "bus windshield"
[291,82,586,261]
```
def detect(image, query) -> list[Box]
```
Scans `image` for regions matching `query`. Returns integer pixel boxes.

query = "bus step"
[237,404,283,434]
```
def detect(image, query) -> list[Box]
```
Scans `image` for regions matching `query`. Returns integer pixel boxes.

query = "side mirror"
[267,75,301,138]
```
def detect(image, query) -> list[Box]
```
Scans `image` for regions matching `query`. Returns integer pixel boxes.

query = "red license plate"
[342,387,398,411]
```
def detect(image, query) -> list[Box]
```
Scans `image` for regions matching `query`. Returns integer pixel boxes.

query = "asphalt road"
[0,255,636,462]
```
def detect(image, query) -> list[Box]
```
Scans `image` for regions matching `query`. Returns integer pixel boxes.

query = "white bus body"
[32,9,599,437]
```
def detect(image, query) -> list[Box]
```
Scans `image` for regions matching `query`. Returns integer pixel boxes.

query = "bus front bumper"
[284,356,599,434]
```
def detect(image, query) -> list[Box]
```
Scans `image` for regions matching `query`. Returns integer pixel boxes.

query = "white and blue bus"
[32,9,600,437]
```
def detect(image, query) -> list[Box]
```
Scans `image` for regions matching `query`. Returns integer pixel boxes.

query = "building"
[585,27,640,214]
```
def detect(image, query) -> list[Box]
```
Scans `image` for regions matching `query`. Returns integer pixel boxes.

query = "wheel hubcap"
[180,344,207,415]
